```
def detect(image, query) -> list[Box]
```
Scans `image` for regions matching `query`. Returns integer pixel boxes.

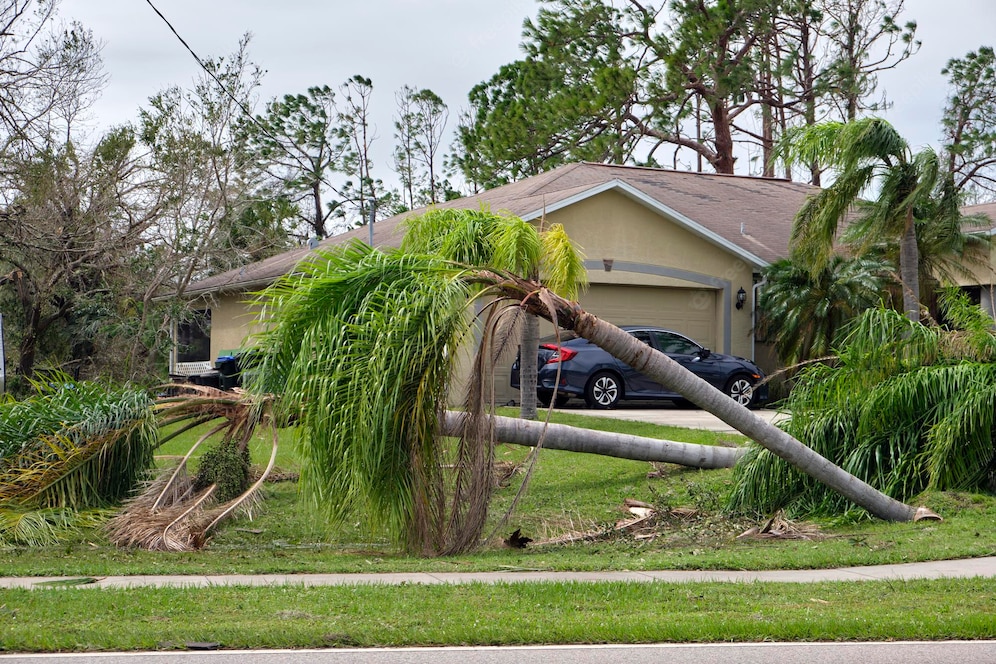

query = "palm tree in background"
[778,118,968,322]
[758,255,889,366]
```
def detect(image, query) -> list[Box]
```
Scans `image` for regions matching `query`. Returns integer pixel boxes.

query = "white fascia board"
[520,179,770,268]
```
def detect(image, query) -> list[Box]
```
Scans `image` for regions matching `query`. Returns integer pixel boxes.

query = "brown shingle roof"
[184,162,819,297]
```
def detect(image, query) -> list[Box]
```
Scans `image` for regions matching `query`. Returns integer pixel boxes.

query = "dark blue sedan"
[511,326,769,409]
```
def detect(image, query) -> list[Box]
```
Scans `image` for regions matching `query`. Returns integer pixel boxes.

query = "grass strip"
[1,578,995,652]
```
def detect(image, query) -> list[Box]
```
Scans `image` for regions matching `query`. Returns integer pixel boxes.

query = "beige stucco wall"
[541,190,758,358]
[480,190,762,405]
[952,244,996,288]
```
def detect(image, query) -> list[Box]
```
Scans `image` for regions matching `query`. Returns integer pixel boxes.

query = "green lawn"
[3,579,995,652]
[2,408,994,576]
[1,408,994,652]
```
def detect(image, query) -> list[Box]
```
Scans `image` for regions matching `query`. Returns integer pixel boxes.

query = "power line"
[142,0,364,238]
[142,0,260,132]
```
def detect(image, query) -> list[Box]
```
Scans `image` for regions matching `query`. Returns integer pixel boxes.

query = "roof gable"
[185,163,816,297]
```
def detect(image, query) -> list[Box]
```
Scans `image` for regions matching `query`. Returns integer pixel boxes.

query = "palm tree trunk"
[900,209,921,322]
[441,411,745,469]
[494,278,921,522]
[518,313,540,420]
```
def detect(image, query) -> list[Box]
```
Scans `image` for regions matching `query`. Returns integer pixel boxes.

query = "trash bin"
[215,354,240,389]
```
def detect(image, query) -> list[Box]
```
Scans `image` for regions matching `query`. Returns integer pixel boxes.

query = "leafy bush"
[730,292,996,517]
[0,377,156,544]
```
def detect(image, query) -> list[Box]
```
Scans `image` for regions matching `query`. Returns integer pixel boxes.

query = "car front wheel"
[724,375,754,407]
[585,371,622,409]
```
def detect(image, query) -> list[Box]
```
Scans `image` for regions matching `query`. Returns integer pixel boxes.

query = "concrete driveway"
[551,401,788,434]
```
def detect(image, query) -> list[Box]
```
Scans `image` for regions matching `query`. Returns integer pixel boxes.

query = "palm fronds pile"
[105,384,277,551]
[730,290,996,517]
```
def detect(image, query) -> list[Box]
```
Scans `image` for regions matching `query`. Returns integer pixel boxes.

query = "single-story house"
[953,202,996,316]
[175,162,824,404]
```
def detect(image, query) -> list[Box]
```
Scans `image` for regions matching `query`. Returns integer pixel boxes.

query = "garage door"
[490,284,718,406]
[581,284,717,350]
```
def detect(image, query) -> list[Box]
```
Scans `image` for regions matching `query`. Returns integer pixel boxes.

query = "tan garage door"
[490,284,718,406]
[579,284,717,350]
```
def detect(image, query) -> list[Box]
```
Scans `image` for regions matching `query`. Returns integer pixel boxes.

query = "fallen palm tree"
[0,378,156,546]
[440,411,744,470]
[247,237,935,557]
[105,385,278,551]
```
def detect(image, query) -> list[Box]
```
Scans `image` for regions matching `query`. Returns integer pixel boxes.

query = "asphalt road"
[4,642,996,663]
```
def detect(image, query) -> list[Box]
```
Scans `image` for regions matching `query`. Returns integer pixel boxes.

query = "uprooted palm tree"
[0,377,156,546]
[731,289,996,517]
[247,238,932,557]
[401,206,586,419]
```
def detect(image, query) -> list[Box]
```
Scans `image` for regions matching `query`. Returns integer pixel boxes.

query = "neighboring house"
[178,162,820,404]
[954,202,996,316]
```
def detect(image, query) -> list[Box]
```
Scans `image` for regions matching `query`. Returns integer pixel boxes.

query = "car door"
[648,330,727,391]
[617,329,666,397]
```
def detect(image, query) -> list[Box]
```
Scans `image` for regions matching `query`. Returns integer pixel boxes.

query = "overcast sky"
[60,0,996,182]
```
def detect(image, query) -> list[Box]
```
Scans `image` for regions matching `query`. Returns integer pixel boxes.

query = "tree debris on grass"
[105,385,278,551]
[736,511,825,541]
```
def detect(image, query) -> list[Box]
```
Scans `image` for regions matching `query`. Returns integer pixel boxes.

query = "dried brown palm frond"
[479,292,566,546]
[105,386,277,551]
[736,511,824,541]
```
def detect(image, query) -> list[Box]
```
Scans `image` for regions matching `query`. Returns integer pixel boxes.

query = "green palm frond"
[401,206,507,267]
[778,118,907,174]
[758,255,888,364]
[0,506,110,547]
[0,378,156,509]
[830,117,908,171]
[791,165,876,273]
[491,215,543,277]
[926,368,996,490]
[776,122,845,168]
[539,223,587,298]
[733,299,996,517]
[248,242,488,555]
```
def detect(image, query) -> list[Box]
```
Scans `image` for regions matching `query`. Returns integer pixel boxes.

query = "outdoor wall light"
[735,287,747,310]
[602,258,614,272]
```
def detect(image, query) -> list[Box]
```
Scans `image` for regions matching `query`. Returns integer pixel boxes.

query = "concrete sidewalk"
[551,403,788,433]
[3,556,995,589]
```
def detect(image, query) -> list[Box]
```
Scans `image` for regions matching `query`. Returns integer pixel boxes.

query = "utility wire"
[143,0,262,133]
[142,0,356,236]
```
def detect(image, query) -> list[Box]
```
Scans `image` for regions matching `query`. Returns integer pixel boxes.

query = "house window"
[962,285,982,307]
[176,309,211,362]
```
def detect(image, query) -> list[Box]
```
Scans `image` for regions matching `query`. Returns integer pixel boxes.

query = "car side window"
[629,330,653,346]
[651,330,700,355]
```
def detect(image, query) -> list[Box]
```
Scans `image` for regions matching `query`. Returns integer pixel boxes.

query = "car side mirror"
[697,348,711,360]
